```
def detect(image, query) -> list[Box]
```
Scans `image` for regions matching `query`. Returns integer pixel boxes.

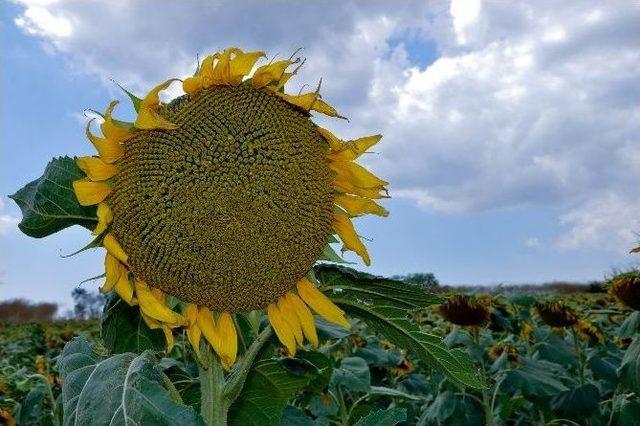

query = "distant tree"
[71,288,106,319]
[0,299,58,322]
[393,272,439,288]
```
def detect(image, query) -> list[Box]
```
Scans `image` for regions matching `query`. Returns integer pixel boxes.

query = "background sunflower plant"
[10,48,482,425]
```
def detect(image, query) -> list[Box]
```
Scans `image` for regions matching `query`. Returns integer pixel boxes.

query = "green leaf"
[280,405,316,426]
[315,266,482,389]
[228,358,317,426]
[112,79,142,113]
[57,336,202,426]
[550,383,600,420]
[330,357,370,392]
[620,311,640,338]
[353,408,406,426]
[619,335,640,393]
[368,386,423,401]
[17,383,54,425]
[9,156,97,238]
[100,293,166,354]
[503,359,569,398]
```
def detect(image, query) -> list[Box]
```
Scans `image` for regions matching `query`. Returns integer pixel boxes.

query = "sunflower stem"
[199,348,227,426]
[224,326,273,403]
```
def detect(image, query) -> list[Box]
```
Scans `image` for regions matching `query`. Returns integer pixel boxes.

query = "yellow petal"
[333,177,388,199]
[198,307,221,346]
[185,303,199,326]
[103,233,129,264]
[277,296,303,346]
[162,325,175,352]
[335,194,388,217]
[72,179,112,206]
[135,280,184,325]
[101,101,132,141]
[85,119,124,163]
[134,80,178,130]
[330,159,388,190]
[319,128,382,161]
[183,75,204,97]
[100,253,121,293]
[76,156,119,181]
[186,322,202,361]
[229,50,265,85]
[252,60,293,88]
[92,203,112,235]
[285,292,319,347]
[216,312,237,369]
[267,303,297,356]
[134,107,178,130]
[333,211,371,266]
[297,278,350,329]
[311,98,343,118]
[113,271,136,305]
[277,92,317,111]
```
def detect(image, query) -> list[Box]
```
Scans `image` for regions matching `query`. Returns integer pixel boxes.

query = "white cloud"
[9,0,640,253]
[525,237,540,248]
[0,200,19,235]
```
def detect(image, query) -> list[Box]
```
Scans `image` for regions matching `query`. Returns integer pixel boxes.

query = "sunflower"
[71,47,388,368]
[608,270,640,311]
[436,294,490,327]
[535,301,578,328]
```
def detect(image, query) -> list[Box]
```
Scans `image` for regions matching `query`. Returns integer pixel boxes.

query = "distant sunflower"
[437,294,490,327]
[72,48,388,368]
[535,301,578,328]
[608,271,640,311]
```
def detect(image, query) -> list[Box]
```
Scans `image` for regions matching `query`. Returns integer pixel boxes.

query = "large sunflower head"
[72,48,388,368]
[436,294,490,327]
[607,270,640,311]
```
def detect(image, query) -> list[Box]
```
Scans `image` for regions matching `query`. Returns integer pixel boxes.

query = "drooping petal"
[216,312,237,369]
[85,119,124,163]
[252,60,293,88]
[311,98,344,118]
[113,270,136,305]
[101,101,132,141]
[76,156,119,181]
[296,278,350,329]
[332,211,371,266]
[335,194,388,217]
[103,233,129,264]
[228,50,265,85]
[92,203,113,235]
[197,307,224,359]
[135,280,184,325]
[267,303,297,356]
[161,325,175,352]
[185,304,203,361]
[72,178,112,206]
[330,159,388,190]
[319,128,381,160]
[277,296,303,346]
[332,177,388,199]
[183,76,204,97]
[285,292,318,347]
[317,127,343,151]
[134,80,178,130]
[100,253,121,293]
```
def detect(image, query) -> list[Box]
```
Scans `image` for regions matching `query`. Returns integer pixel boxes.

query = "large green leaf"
[9,156,97,238]
[353,408,406,426]
[315,265,483,389]
[550,383,600,420]
[619,335,640,393]
[330,357,370,392]
[57,336,202,426]
[227,358,318,426]
[101,293,166,354]
[502,359,569,398]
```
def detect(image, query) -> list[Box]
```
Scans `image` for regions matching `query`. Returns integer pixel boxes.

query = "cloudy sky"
[2,0,639,309]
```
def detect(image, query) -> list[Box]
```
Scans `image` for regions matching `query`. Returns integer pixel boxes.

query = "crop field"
[2,278,639,426]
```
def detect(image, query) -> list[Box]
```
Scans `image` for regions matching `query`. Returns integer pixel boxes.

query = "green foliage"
[9,156,97,238]
[57,336,203,426]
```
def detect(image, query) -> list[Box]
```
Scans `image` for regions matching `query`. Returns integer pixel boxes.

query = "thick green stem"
[572,331,585,385]
[199,350,227,426]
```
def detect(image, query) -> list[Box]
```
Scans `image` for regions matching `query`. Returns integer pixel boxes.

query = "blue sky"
[2,1,639,310]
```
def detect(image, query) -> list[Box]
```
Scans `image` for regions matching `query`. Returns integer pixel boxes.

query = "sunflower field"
[1,267,639,425]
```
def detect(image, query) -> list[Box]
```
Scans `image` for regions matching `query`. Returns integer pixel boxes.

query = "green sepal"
[61,233,105,258]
